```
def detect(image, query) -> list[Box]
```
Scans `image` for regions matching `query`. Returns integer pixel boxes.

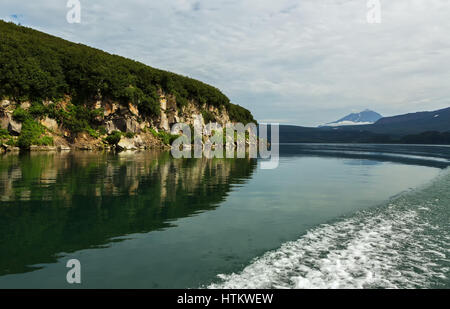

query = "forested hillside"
[0,20,256,151]
[0,20,254,124]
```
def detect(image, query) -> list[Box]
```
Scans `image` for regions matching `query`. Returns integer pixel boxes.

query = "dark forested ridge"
[279,106,450,145]
[0,20,254,124]
[345,107,450,136]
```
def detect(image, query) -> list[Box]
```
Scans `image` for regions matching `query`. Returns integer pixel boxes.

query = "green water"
[0,144,449,288]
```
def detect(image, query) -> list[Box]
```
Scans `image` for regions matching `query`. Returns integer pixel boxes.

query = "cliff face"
[0,90,235,152]
[101,90,231,134]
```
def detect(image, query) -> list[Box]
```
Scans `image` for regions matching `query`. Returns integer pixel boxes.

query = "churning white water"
[209,172,450,289]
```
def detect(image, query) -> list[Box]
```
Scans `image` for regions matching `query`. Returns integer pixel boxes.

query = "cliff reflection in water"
[0,151,257,276]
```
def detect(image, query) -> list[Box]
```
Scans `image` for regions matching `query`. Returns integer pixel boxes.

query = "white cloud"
[1,0,450,126]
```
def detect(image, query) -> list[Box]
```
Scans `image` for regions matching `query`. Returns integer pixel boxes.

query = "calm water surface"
[0,144,449,288]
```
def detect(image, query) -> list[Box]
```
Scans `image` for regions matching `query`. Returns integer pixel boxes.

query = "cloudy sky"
[1,0,450,126]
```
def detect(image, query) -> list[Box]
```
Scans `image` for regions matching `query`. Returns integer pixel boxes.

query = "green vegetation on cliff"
[0,20,255,124]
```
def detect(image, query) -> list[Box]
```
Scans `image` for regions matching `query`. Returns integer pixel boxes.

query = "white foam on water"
[208,197,449,289]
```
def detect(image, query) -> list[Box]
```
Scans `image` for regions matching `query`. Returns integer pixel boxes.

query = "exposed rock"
[140,121,150,130]
[52,135,71,150]
[116,134,157,151]
[143,133,164,149]
[73,132,105,150]
[105,116,140,134]
[57,145,71,151]
[29,145,57,151]
[167,114,178,127]
[160,112,170,131]
[103,101,119,117]
[105,120,119,134]
[117,137,138,151]
[154,92,235,133]
[1,144,20,152]
[1,99,10,108]
[76,145,94,150]
[116,117,128,131]
[40,116,59,132]
[160,98,167,111]
[0,112,9,130]
[107,118,126,133]
[8,116,22,135]
[128,102,139,116]
[118,104,129,115]
[125,117,140,133]
[166,94,177,111]
[1,89,241,151]
[20,101,31,110]
[158,93,179,132]
[0,112,23,135]
[134,135,145,149]
[214,106,231,126]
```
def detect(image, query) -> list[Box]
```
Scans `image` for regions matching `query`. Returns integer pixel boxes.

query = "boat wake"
[209,172,450,289]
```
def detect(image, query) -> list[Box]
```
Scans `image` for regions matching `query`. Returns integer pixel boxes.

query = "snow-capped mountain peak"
[320,109,382,127]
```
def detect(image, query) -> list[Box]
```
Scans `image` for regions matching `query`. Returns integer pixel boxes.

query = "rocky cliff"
[0,90,238,152]
[0,20,256,152]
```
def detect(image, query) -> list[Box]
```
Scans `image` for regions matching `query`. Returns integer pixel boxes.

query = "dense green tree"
[0,21,255,124]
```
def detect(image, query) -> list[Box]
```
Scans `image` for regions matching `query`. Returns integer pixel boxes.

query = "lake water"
[0,144,449,288]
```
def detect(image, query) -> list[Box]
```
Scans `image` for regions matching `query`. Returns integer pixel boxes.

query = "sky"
[1,0,450,126]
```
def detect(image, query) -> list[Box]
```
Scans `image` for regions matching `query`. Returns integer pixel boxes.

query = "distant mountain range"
[320,109,382,127]
[279,107,450,144]
[359,107,450,135]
